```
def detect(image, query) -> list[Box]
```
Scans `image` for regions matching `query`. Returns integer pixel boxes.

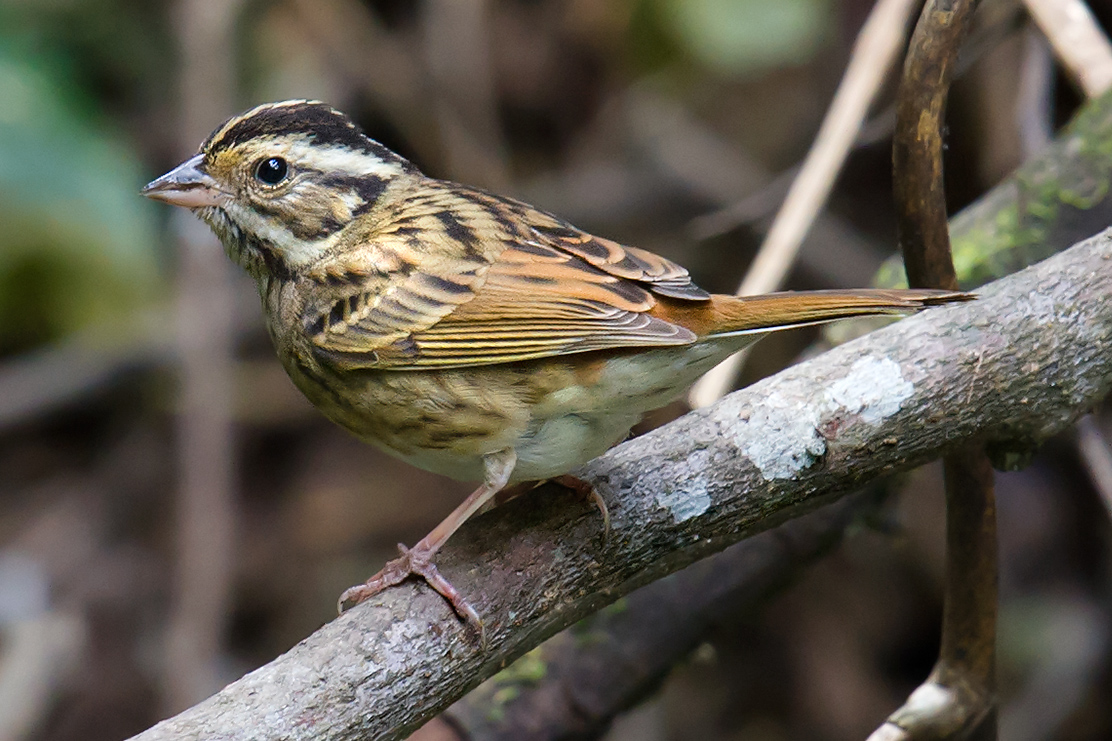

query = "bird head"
[143,100,414,279]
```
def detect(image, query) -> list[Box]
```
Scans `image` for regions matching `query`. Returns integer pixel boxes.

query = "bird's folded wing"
[309,219,709,370]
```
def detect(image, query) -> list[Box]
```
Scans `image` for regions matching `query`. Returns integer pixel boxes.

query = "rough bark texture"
[129,231,1112,741]
[442,493,872,741]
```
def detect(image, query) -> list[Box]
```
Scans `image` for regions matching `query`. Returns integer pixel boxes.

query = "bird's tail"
[660,288,973,338]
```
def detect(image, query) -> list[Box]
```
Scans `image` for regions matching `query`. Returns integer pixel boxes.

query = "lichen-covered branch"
[128,231,1112,741]
[873,86,1112,292]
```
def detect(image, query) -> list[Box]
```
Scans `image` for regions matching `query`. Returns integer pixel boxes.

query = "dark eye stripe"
[317,173,389,215]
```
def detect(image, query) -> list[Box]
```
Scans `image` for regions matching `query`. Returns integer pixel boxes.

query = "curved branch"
[129,231,1112,741]
[883,0,999,738]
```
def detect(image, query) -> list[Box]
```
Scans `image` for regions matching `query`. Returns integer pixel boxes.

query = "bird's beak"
[142,154,225,209]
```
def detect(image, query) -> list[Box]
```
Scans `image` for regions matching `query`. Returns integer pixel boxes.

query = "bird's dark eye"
[254,157,288,185]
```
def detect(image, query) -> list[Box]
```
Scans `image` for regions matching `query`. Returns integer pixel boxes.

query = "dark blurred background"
[0,0,1110,739]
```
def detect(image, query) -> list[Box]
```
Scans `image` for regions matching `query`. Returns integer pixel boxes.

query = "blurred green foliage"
[653,0,834,76]
[0,35,162,354]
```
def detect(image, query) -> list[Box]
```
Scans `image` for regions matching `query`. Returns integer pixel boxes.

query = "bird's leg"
[338,448,517,629]
[481,479,539,513]
[552,474,610,537]
[485,474,609,535]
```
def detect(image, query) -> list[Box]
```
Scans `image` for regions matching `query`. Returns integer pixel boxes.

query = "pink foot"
[338,543,482,630]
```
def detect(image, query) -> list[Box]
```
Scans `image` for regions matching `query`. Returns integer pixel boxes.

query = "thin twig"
[688,1,1026,242]
[1076,414,1112,521]
[739,0,922,296]
[1016,27,1055,159]
[687,112,898,239]
[1024,0,1112,98]
[161,0,244,713]
[623,89,883,287]
[688,0,922,409]
[421,0,511,189]
[872,0,998,738]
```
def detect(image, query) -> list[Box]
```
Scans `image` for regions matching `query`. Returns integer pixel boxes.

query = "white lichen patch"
[825,356,915,424]
[736,391,825,480]
[656,449,713,522]
[732,355,915,480]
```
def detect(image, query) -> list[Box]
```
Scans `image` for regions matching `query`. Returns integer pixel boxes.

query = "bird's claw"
[552,474,610,540]
[338,543,484,635]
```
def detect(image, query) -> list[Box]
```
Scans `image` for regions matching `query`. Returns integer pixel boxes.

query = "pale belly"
[285,336,753,483]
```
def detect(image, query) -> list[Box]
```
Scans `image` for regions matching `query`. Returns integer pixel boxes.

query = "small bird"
[144,100,970,627]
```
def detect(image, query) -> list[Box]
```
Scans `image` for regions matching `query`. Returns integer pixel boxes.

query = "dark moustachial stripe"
[273,173,390,241]
[254,198,345,242]
[314,216,346,238]
[242,234,294,282]
[245,198,343,243]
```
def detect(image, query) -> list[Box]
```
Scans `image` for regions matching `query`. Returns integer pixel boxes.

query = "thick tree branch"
[129,230,1112,741]
[440,492,875,741]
